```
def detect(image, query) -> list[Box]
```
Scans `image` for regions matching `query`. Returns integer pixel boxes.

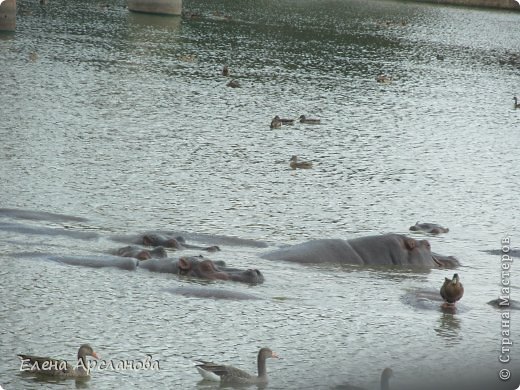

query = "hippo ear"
[404,237,416,250]
[178,257,191,271]
[142,235,152,246]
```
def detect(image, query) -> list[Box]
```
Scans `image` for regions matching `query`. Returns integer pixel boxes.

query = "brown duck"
[18,344,99,378]
[195,347,279,384]
[440,273,464,304]
[290,155,313,169]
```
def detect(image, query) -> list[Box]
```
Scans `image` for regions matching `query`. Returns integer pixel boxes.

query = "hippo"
[409,222,449,234]
[139,255,264,284]
[140,234,220,252]
[261,233,458,268]
[487,298,520,310]
[163,286,262,300]
[112,245,167,260]
[45,254,138,271]
[400,288,466,314]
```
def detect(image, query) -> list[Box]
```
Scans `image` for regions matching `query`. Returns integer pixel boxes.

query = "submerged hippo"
[163,286,262,300]
[112,245,167,260]
[262,233,458,268]
[409,222,449,234]
[139,255,264,284]
[140,234,220,252]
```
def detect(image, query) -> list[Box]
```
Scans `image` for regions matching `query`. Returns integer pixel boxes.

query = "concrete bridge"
[1,0,519,32]
[0,0,182,31]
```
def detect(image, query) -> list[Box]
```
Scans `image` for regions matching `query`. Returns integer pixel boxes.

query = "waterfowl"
[334,367,393,390]
[274,115,295,125]
[226,79,240,88]
[270,116,294,128]
[270,116,282,129]
[195,347,279,384]
[18,344,99,379]
[440,273,464,305]
[222,65,229,77]
[289,155,313,170]
[299,115,321,124]
[513,96,520,109]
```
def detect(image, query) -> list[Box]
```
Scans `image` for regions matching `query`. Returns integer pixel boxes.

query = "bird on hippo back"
[440,273,464,306]
[261,233,458,268]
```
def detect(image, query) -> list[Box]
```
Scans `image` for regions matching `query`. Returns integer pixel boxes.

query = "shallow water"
[1,0,520,389]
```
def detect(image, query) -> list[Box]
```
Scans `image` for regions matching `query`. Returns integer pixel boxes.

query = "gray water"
[1,0,520,389]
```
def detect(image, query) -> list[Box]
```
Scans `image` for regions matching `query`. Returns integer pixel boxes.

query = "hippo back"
[262,239,364,264]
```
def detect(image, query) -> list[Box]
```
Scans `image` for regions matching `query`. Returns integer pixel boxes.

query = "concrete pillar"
[127,0,182,16]
[0,0,16,32]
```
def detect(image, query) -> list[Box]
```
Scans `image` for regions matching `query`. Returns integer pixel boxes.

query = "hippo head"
[409,221,420,231]
[142,234,182,249]
[402,236,458,268]
[116,245,167,260]
[149,246,168,258]
[177,256,264,284]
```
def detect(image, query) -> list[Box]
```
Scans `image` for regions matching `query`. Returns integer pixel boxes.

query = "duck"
[290,155,313,170]
[270,116,294,128]
[334,367,393,390]
[222,65,229,77]
[440,273,464,305]
[274,115,295,125]
[270,116,282,129]
[299,115,321,124]
[226,79,240,88]
[513,96,520,109]
[195,347,279,385]
[18,344,99,379]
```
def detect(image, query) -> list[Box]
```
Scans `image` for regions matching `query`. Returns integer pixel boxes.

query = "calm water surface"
[1,0,520,389]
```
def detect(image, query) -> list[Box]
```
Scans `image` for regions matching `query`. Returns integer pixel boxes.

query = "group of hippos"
[7,207,513,387]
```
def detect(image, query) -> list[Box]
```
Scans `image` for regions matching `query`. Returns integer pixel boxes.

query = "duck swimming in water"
[290,155,313,170]
[299,115,321,124]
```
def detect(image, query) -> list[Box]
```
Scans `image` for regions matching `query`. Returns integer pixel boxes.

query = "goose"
[290,155,313,170]
[513,96,520,109]
[18,344,99,379]
[299,115,321,124]
[195,347,279,384]
[440,273,464,305]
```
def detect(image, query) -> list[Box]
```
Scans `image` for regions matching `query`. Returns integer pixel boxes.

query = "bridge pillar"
[127,0,182,15]
[0,0,16,31]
